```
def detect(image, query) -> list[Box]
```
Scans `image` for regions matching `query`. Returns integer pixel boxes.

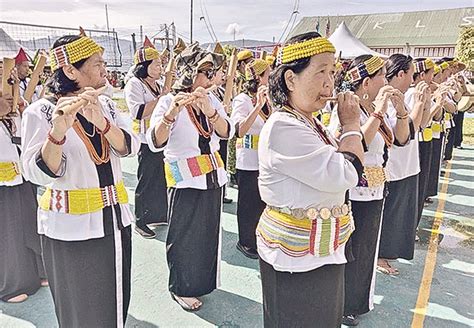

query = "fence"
[0,21,122,67]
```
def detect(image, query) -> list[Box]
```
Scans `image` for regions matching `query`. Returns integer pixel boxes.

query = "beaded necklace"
[186,105,214,139]
[282,105,337,147]
[73,118,110,165]
[360,105,393,148]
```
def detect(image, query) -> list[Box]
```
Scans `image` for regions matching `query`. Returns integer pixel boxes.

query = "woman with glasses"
[147,43,234,312]
[230,58,270,259]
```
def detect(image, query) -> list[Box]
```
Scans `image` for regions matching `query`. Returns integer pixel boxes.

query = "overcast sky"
[0,0,472,43]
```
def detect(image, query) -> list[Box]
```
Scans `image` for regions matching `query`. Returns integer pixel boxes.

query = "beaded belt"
[444,113,455,129]
[39,181,129,215]
[236,134,259,150]
[0,162,20,182]
[257,204,354,257]
[360,166,387,188]
[132,118,151,134]
[419,127,433,142]
[164,151,225,187]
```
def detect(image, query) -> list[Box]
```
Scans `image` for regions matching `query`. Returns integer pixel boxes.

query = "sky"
[0,0,472,44]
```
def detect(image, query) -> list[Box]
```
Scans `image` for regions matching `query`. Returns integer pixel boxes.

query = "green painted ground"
[1,145,472,328]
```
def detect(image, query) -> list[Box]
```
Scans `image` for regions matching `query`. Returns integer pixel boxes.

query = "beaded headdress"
[237,49,253,62]
[134,47,160,65]
[346,56,385,83]
[134,36,160,65]
[245,59,269,81]
[276,37,336,66]
[50,36,103,72]
[434,65,441,75]
[414,58,435,74]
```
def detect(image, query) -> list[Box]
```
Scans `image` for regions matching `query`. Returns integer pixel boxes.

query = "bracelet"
[396,112,409,120]
[208,109,219,122]
[209,113,220,124]
[163,114,176,123]
[47,131,66,145]
[340,130,363,141]
[99,117,111,135]
[161,117,174,129]
[371,112,384,122]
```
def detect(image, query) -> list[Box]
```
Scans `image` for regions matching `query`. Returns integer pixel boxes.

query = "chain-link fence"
[0,21,122,67]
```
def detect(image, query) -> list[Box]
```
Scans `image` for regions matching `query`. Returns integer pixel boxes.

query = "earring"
[363,93,369,100]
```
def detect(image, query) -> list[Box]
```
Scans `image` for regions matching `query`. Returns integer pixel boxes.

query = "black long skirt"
[236,169,266,250]
[167,187,222,297]
[41,226,132,327]
[427,134,444,198]
[0,182,43,301]
[135,143,168,225]
[417,140,433,226]
[454,111,465,147]
[344,199,384,316]
[260,259,345,328]
[379,174,419,260]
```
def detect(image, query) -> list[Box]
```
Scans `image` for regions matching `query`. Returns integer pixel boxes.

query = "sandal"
[40,279,49,287]
[170,292,202,312]
[376,259,399,276]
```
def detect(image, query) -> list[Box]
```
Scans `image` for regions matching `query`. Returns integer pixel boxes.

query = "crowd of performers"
[0,27,470,328]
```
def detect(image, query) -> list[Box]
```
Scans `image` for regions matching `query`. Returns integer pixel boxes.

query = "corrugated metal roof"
[289,7,473,47]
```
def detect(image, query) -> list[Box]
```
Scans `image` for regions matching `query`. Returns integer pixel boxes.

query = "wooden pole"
[23,55,47,103]
[223,48,238,112]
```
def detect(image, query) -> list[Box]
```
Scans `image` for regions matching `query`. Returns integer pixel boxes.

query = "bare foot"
[377,259,399,275]
[171,293,202,311]
[40,279,49,287]
[7,294,28,303]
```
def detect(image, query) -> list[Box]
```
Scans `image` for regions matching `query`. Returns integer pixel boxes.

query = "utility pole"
[164,24,170,50]
[190,0,193,43]
[131,33,137,53]
[140,25,143,44]
[105,4,110,32]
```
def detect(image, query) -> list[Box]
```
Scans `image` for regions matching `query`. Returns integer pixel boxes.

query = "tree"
[455,26,473,71]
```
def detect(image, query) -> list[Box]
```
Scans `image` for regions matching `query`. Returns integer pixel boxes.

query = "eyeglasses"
[198,69,216,80]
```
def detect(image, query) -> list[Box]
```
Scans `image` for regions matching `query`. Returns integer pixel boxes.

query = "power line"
[202,0,218,41]
[199,0,218,43]
[277,0,299,44]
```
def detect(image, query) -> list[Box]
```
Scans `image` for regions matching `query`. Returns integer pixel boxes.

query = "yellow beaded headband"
[346,56,385,83]
[434,65,441,75]
[50,36,103,72]
[245,59,269,80]
[414,58,434,74]
[134,47,160,65]
[276,37,336,66]
[440,61,449,70]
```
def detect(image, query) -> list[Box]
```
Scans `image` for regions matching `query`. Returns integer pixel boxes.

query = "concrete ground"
[0,144,472,328]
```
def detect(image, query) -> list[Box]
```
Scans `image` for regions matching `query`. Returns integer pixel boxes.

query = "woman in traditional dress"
[231,58,270,259]
[0,88,45,303]
[329,54,411,326]
[147,43,234,311]
[378,55,436,274]
[21,34,139,327]
[408,58,446,229]
[257,31,364,328]
[125,43,169,238]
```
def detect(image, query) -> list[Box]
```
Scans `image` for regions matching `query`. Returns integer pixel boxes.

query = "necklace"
[282,105,337,147]
[186,105,214,139]
[360,105,393,148]
[73,120,110,165]
[141,78,161,98]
